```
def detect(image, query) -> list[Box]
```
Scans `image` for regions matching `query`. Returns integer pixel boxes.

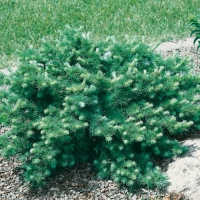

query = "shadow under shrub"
[0,26,200,190]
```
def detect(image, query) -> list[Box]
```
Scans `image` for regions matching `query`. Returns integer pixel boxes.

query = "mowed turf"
[0,0,200,57]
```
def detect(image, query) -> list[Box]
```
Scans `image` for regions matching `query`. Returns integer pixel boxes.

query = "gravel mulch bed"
[0,38,199,200]
[155,38,200,74]
[0,127,172,200]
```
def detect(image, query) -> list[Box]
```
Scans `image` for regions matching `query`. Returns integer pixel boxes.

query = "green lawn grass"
[0,0,200,58]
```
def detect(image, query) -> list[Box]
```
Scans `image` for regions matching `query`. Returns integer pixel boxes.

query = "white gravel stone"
[0,66,17,76]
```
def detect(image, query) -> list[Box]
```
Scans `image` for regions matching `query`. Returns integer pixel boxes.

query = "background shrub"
[190,13,200,49]
[0,26,200,189]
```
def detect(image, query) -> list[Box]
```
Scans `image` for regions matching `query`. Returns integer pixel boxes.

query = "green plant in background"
[0,26,199,189]
[189,13,200,49]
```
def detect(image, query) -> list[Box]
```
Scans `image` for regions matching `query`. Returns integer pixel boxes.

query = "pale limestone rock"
[156,38,197,52]
[166,139,200,200]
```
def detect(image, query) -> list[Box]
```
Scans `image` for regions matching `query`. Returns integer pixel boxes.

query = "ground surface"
[0,38,199,200]
[155,37,200,74]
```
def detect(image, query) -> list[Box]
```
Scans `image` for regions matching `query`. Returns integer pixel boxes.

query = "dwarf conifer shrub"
[0,26,200,189]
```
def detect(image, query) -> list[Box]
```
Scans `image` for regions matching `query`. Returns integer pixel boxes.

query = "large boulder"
[166,138,200,200]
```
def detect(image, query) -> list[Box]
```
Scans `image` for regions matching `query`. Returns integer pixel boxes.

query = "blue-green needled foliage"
[0,26,199,189]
